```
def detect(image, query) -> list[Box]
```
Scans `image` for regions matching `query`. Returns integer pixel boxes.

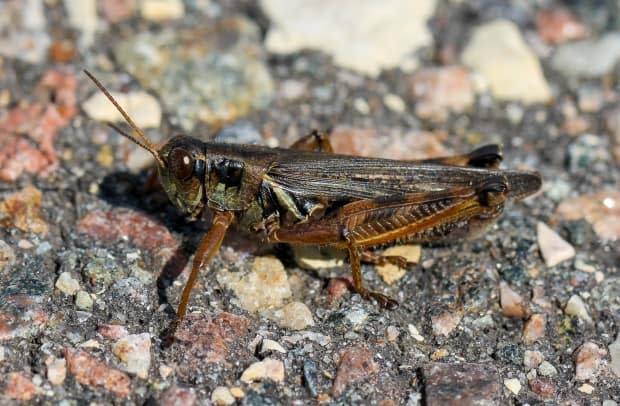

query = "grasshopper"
[84,70,541,326]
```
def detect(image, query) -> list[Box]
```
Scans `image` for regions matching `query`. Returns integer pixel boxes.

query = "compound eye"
[169,148,194,181]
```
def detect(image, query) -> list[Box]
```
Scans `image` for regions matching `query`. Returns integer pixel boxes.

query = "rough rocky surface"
[0,0,619,404]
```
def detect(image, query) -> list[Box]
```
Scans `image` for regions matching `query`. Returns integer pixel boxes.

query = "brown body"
[84,70,542,327]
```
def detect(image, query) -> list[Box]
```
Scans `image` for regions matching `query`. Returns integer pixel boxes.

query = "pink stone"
[332,347,379,397]
[523,314,546,345]
[64,348,131,398]
[431,311,463,336]
[500,282,529,319]
[574,342,607,381]
[536,9,588,44]
[3,372,42,401]
[555,190,620,241]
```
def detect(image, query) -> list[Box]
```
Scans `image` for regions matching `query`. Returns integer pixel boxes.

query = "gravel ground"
[0,0,619,405]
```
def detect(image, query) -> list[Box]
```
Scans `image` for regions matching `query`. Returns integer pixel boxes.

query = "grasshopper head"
[84,70,206,219]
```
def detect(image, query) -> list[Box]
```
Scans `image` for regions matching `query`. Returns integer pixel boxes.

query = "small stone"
[574,342,606,381]
[159,365,173,379]
[577,383,595,394]
[45,356,67,385]
[75,290,93,310]
[504,378,521,395]
[354,98,370,114]
[112,333,151,379]
[64,348,131,398]
[537,361,557,377]
[18,239,33,249]
[383,93,406,113]
[431,311,463,336]
[332,347,379,397]
[0,239,16,271]
[211,386,235,406]
[99,0,136,23]
[528,378,556,399]
[345,307,369,327]
[56,272,81,295]
[159,386,196,406]
[327,277,353,303]
[536,9,587,44]
[524,350,544,369]
[83,90,162,129]
[174,312,249,364]
[564,295,593,323]
[523,314,545,344]
[217,256,291,313]
[3,372,42,401]
[386,326,399,342]
[500,282,529,318]
[537,222,575,267]
[424,363,501,405]
[409,66,474,120]
[554,190,620,241]
[552,33,620,78]
[260,339,286,355]
[462,19,551,103]
[609,334,620,377]
[430,348,448,361]
[578,86,604,113]
[408,324,425,342]
[292,245,345,269]
[262,0,437,77]
[268,301,313,331]
[230,387,244,398]
[63,0,97,46]
[603,401,619,406]
[240,358,285,383]
[568,134,610,172]
[375,245,421,284]
[303,360,319,397]
[141,0,184,21]
[0,187,49,235]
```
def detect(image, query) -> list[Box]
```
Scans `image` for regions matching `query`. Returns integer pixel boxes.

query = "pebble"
[217,256,292,313]
[423,363,500,405]
[240,358,285,383]
[604,401,619,406]
[537,361,558,377]
[329,126,449,160]
[523,314,545,344]
[159,364,173,379]
[504,378,521,395]
[83,90,162,129]
[265,301,315,330]
[609,334,620,377]
[303,359,319,397]
[409,66,474,121]
[375,245,420,284]
[260,339,287,355]
[229,387,244,398]
[262,0,437,77]
[537,222,575,267]
[327,276,353,303]
[0,239,16,271]
[0,187,49,235]
[536,9,587,44]
[554,190,620,241]
[214,121,264,145]
[292,245,345,270]
[564,295,593,323]
[524,350,544,369]
[159,386,196,406]
[332,347,379,397]
[528,378,556,399]
[77,209,179,262]
[75,290,93,310]
[99,0,136,23]
[0,0,50,64]
[568,134,610,172]
[3,372,42,401]
[56,272,81,296]
[63,0,97,47]
[462,19,551,103]
[64,348,131,397]
[499,282,529,318]
[552,33,620,78]
[45,356,67,385]
[605,106,620,165]
[114,17,273,131]
[345,307,369,327]
[431,311,463,336]
[173,312,249,364]
[577,383,595,394]
[141,0,184,22]
[211,386,235,406]
[408,324,425,342]
[383,93,406,113]
[386,326,399,342]
[112,333,151,379]
[574,342,607,381]
[0,71,77,181]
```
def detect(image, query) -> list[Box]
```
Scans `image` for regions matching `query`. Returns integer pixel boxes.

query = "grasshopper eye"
[169,148,194,181]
